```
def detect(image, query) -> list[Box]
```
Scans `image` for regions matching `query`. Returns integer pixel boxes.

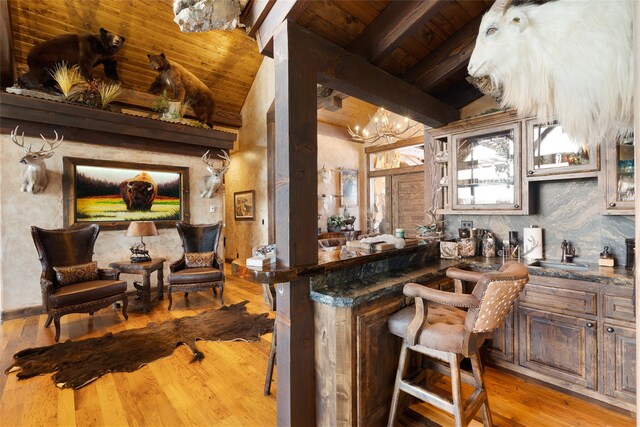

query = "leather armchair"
[167,222,224,310]
[31,224,128,342]
[387,261,529,427]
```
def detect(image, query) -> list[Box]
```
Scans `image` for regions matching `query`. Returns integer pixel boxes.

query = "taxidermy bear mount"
[17,28,125,90]
[147,52,216,127]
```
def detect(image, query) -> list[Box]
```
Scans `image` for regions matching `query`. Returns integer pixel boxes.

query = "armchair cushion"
[49,279,127,308]
[53,261,100,287]
[185,251,215,268]
[168,267,223,285]
[389,302,467,353]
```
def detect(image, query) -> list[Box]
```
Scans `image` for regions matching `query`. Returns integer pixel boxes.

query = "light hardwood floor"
[0,264,635,426]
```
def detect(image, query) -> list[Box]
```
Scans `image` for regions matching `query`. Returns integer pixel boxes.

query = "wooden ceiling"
[7,0,264,127]
[243,0,495,125]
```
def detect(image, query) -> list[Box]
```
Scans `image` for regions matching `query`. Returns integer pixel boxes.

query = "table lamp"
[125,221,158,263]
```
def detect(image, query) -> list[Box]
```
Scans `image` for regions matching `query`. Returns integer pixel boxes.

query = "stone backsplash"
[445,178,634,264]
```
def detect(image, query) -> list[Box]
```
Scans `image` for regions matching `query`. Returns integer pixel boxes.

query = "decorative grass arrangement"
[48,62,85,99]
[97,81,122,108]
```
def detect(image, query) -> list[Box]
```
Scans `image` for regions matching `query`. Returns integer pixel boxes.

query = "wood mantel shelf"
[0,92,236,157]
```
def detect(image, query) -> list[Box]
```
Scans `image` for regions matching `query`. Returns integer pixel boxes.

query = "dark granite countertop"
[310,256,634,308]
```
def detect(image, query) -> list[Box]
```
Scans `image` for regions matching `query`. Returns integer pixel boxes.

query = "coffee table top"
[109,258,166,272]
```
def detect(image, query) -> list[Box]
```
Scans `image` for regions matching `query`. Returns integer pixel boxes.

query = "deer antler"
[202,150,215,168]
[10,126,31,153]
[37,130,63,154]
[218,150,230,174]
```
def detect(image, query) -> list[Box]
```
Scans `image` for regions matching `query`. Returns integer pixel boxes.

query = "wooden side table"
[109,258,166,313]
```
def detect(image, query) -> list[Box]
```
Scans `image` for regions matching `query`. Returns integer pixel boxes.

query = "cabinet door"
[451,122,524,212]
[603,323,636,403]
[525,120,599,179]
[605,137,635,213]
[356,297,405,427]
[518,306,597,390]
[485,307,514,364]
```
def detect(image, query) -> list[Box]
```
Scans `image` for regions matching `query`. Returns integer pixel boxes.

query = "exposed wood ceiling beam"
[241,0,276,38]
[401,15,482,91]
[276,21,459,128]
[348,0,445,64]
[255,0,310,56]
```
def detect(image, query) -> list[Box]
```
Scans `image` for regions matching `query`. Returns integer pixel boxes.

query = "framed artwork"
[340,169,359,207]
[234,190,255,221]
[62,157,190,230]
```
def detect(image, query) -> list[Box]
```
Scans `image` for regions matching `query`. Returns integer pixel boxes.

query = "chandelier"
[347,108,422,145]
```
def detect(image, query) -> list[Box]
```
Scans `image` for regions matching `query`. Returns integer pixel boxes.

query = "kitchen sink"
[527,260,590,272]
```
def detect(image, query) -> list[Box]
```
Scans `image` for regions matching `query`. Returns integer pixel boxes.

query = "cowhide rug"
[5,301,273,389]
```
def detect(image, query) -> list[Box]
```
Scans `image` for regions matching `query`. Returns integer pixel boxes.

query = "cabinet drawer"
[602,291,635,323]
[519,283,597,316]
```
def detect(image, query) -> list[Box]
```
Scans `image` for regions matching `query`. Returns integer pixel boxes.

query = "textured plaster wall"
[224,57,274,261]
[317,134,366,232]
[0,134,224,312]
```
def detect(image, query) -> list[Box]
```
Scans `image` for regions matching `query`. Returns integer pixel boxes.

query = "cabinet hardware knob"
[607,327,615,333]
[586,322,594,328]
[514,204,520,209]
[609,202,617,207]
[528,170,534,175]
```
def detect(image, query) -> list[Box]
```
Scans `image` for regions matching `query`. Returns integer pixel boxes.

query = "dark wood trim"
[368,165,424,178]
[0,0,14,87]
[402,15,482,90]
[273,19,318,426]
[62,157,191,230]
[241,0,277,38]
[348,0,444,64]
[256,0,310,56]
[267,101,276,243]
[0,92,236,150]
[280,22,459,127]
[1,305,45,322]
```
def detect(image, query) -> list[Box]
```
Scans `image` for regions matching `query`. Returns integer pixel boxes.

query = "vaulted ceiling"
[7,0,496,132]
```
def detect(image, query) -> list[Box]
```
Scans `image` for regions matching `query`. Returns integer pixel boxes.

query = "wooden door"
[356,296,405,427]
[518,306,597,390]
[603,323,636,403]
[391,172,425,237]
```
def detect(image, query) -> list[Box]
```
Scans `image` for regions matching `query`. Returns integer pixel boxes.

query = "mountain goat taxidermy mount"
[200,150,230,198]
[467,0,633,145]
[11,126,63,194]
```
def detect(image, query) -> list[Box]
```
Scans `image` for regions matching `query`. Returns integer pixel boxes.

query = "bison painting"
[119,172,158,211]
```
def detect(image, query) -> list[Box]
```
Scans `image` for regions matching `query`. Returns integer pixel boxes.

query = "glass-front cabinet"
[605,134,634,213]
[525,120,599,179]
[451,123,523,212]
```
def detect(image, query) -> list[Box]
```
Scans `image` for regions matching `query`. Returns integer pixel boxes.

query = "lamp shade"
[125,221,159,237]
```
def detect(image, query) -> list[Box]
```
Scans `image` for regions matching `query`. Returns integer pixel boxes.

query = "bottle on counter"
[482,232,495,258]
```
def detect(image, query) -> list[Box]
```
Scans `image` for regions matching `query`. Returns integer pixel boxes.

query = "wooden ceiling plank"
[256,0,310,56]
[278,21,459,127]
[305,0,367,40]
[347,0,444,64]
[241,0,276,37]
[401,15,481,90]
[330,1,381,25]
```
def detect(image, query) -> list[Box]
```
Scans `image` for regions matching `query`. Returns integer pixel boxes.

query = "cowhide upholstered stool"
[387,261,529,427]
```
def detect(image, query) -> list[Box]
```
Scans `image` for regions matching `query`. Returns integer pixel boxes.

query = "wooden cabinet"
[518,306,597,390]
[524,119,599,180]
[427,110,528,215]
[603,136,635,214]
[485,308,514,364]
[603,323,637,403]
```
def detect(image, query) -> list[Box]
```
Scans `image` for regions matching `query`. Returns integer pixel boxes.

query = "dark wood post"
[273,20,318,426]
[0,0,15,87]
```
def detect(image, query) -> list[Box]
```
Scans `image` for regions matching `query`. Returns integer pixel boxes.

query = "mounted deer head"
[200,150,230,198]
[11,126,63,194]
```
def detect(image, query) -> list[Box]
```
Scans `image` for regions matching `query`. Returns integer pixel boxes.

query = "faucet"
[561,240,575,263]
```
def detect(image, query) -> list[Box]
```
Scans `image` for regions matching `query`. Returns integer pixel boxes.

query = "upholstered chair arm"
[213,253,223,271]
[403,282,481,308]
[170,255,186,273]
[40,278,54,294]
[446,267,484,282]
[98,268,119,280]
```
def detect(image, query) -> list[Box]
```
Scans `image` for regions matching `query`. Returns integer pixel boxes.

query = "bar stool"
[387,262,529,427]
[263,283,276,395]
